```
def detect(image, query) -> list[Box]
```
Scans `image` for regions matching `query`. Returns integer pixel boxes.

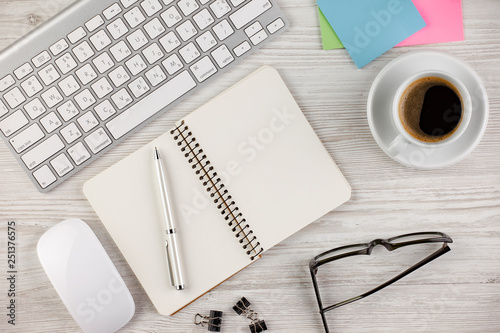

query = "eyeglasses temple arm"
[322,244,451,313]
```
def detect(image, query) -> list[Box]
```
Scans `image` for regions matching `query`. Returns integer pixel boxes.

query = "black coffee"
[399,77,463,143]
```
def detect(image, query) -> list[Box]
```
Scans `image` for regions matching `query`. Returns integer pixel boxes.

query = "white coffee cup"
[387,70,472,156]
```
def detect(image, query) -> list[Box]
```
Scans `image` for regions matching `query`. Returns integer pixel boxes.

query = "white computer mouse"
[37,219,135,333]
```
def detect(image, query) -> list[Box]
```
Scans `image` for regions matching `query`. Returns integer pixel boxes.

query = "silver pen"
[154,147,185,291]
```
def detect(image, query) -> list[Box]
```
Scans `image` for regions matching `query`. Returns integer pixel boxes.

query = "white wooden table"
[0,0,499,332]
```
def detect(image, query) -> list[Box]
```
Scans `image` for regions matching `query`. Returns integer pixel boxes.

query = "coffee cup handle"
[387,135,409,157]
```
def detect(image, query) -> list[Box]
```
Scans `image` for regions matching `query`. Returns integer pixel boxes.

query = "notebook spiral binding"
[171,121,264,260]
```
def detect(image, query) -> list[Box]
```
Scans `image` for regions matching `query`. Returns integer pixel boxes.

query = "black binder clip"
[233,297,267,333]
[249,320,267,333]
[194,310,223,332]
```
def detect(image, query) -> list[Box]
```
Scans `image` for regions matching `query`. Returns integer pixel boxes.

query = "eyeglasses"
[309,232,453,333]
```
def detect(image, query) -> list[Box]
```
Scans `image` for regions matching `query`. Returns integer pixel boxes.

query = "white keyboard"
[0,0,287,192]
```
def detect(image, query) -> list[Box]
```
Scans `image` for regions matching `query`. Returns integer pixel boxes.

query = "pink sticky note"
[397,0,464,47]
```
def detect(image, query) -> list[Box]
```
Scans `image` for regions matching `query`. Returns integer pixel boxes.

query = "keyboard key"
[60,122,82,143]
[4,87,26,109]
[111,88,133,109]
[85,15,105,32]
[125,54,147,75]
[144,18,166,39]
[161,6,182,27]
[49,39,69,56]
[142,43,164,64]
[121,0,139,8]
[159,31,181,52]
[127,29,149,50]
[21,134,65,170]
[41,87,64,108]
[0,110,29,136]
[58,75,81,97]
[21,76,43,97]
[141,0,163,16]
[211,0,232,18]
[244,22,262,37]
[0,75,16,92]
[40,112,63,133]
[14,63,34,80]
[32,51,51,68]
[50,153,74,177]
[67,27,87,44]
[145,65,167,87]
[250,29,268,45]
[190,56,217,82]
[57,101,79,121]
[128,77,150,98]
[230,0,272,29]
[193,8,215,30]
[90,30,112,51]
[234,40,251,56]
[76,64,98,85]
[9,123,44,153]
[91,77,113,98]
[267,17,284,34]
[110,41,132,62]
[24,98,47,119]
[103,3,122,20]
[94,100,116,121]
[212,19,234,41]
[0,100,8,117]
[73,41,95,62]
[109,66,131,87]
[162,54,184,75]
[177,20,198,41]
[39,64,61,86]
[196,31,217,52]
[230,0,245,6]
[55,53,78,74]
[107,18,129,39]
[107,71,196,139]
[178,0,199,16]
[179,42,200,64]
[74,89,97,110]
[93,52,115,73]
[211,44,234,68]
[68,142,91,165]
[124,7,146,28]
[77,111,99,132]
[85,127,112,154]
[33,165,57,189]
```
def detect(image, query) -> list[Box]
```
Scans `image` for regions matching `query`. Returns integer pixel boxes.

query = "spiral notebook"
[83,66,351,315]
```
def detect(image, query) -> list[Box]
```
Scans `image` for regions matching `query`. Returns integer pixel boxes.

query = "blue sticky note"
[317,0,426,68]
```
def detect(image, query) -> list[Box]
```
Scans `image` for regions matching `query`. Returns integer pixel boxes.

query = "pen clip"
[165,240,175,287]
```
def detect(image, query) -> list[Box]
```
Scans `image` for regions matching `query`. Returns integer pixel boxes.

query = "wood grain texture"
[0,0,499,332]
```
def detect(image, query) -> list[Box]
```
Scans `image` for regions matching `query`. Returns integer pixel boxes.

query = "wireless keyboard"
[0,0,288,192]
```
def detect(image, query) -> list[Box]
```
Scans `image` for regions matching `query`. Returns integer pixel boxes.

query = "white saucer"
[367,50,489,169]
